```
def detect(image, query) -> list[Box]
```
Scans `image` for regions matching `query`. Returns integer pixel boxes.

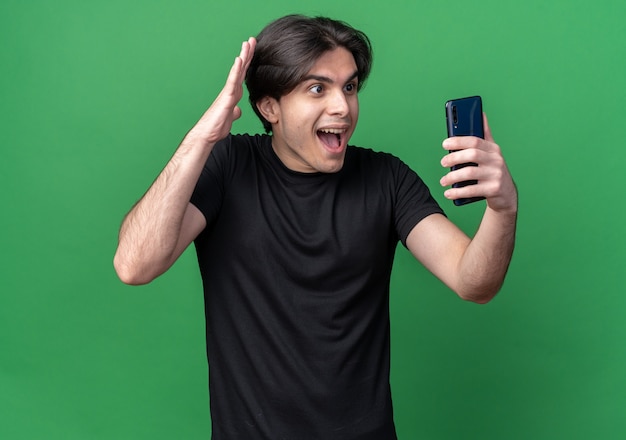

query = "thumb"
[483,112,495,142]
[232,106,242,121]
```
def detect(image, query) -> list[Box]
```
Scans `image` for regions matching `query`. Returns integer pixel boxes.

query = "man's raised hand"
[440,114,517,214]
[184,37,257,148]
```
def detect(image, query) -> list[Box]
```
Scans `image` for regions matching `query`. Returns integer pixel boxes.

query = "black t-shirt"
[191,134,444,440]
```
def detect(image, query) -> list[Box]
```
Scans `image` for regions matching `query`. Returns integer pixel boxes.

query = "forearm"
[113,134,212,284]
[114,37,255,285]
[455,206,517,303]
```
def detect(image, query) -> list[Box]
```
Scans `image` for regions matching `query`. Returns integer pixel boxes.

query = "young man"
[114,15,517,440]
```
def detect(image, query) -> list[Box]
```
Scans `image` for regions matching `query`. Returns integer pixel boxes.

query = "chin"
[318,158,345,173]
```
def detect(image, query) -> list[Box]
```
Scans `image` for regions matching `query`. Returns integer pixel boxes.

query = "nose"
[328,89,350,117]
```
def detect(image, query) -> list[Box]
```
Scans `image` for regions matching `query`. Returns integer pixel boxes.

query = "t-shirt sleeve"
[393,158,445,247]
[189,135,232,228]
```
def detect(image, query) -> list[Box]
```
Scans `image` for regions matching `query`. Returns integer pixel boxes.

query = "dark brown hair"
[246,15,373,133]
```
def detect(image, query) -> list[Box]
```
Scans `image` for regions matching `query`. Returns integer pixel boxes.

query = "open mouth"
[317,128,345,150]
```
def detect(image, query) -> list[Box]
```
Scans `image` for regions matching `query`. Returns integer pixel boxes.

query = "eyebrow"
[302,70,359,84]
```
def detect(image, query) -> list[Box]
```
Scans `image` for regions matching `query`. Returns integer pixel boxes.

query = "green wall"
[2,0,625,438]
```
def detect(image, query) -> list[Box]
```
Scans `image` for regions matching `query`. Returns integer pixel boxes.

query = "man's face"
[264,47,359,173]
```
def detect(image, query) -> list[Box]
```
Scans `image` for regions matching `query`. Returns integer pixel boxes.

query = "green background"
[1,0,624,438]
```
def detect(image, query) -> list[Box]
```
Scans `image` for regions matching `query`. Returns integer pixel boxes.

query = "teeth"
[319,128,345,135]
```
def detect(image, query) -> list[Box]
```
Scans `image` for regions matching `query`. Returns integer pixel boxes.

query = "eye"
[344,82,358,94]
[309,84,323,94]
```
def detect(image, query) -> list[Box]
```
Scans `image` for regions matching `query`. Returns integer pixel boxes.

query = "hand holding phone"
[444,95,486,206]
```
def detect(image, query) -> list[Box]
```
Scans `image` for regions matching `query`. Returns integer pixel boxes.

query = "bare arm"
[407,114,518,303]
[113,38,257,285]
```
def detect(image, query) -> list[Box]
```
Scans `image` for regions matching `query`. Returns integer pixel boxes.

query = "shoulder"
[207,133,271,168]
[213,133,270,154]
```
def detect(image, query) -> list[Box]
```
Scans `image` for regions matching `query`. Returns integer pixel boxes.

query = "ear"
[256,97,280,125]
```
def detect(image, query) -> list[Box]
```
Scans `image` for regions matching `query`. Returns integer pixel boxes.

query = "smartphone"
[445,95,485,206]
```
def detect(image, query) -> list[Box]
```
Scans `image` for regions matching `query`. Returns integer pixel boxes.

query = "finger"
[227,38,256,90]
[442,180,486,201]
[483,112,495,143]
[440,148,481,168]
[440,164,482,187]
[442,135,482,152]
[223,55,244,91]
[235,42,249,79]
[238,37,256,73]
[244,37,257,69]
[232,106,242,121]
